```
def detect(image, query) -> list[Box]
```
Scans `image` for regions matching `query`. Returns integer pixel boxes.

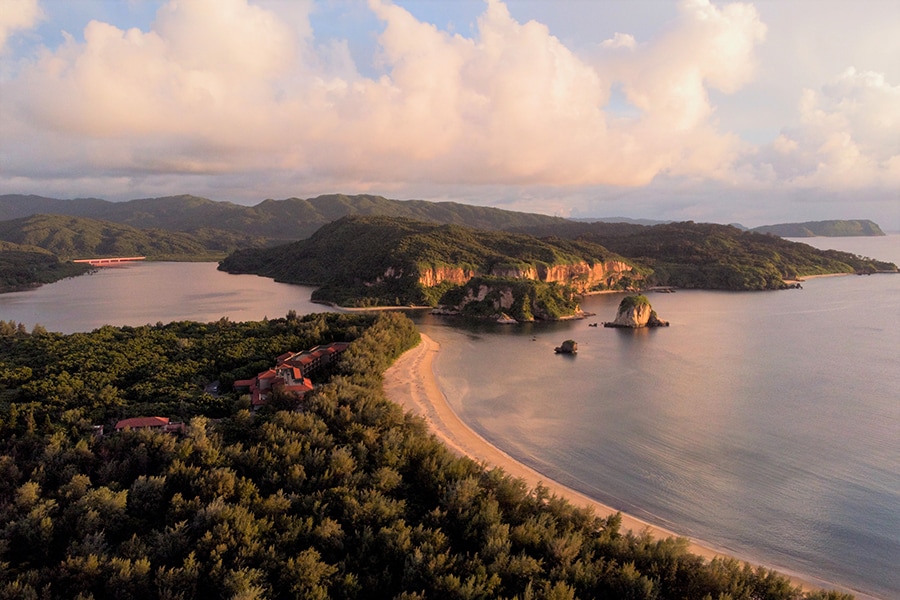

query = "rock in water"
[554,339,578,354]
[604,295,669,328]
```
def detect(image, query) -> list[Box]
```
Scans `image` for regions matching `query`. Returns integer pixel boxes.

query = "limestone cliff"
[417,259,636,293]
[604,295,669,328]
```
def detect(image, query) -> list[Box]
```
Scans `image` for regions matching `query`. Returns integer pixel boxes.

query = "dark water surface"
[1,237,897,598]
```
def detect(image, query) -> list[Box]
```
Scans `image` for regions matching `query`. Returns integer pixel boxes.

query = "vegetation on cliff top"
[0,313,851,599]
[219,216,639,308]
[438,277,582,321]
[618,294,652,311]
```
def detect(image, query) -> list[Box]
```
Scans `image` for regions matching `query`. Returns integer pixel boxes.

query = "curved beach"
[383,333,847,595]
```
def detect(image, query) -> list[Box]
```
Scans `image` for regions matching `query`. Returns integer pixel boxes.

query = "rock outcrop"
[434,277,584,322]
[604,295,669,328]
[554,340,578,354]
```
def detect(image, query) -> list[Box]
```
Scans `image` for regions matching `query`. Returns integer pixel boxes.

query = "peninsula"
[220,215,642,317]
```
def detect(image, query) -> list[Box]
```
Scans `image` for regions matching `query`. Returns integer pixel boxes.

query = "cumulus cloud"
[1,0,768,195]
[0,0,41,50]
[749,68,900,188]
[600,33,636,50]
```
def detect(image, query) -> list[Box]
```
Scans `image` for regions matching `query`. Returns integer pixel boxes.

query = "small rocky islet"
[603,294,669,328]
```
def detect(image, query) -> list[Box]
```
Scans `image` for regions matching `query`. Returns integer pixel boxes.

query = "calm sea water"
[1,237,897,598]
[0,261,321,333]
[420,235,900,599]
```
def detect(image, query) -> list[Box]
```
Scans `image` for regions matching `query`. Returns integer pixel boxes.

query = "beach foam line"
[382,333,850,596]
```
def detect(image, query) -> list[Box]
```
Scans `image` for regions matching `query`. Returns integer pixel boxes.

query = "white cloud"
[601,32,636,50]
[0,0,41,50]
[0,0,768,195]
[749,68,900,188]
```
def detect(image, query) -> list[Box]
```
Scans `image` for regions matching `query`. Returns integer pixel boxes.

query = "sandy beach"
[382,333,850,595]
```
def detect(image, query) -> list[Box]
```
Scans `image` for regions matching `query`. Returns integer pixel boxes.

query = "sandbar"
[383,333,853,596]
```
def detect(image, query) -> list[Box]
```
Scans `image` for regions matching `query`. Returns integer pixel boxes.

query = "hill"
[511,220,897,289]
[750,219,886,237]
[0,193,572,243]
[219,216,642,312]
[0,214,269,261]
[0,241,92,292]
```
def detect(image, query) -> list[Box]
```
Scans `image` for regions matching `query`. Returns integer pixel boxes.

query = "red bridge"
[73,256,146,266]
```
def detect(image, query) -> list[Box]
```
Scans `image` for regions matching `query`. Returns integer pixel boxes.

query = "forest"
[0,312,853,599]
[218,216,641,308]
[0,242,91,292]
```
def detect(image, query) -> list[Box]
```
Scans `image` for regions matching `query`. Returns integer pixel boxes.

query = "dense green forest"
[219,216,640,309]
[0,241,92,292]
[0,214,268,261]
[0,312,851,599]
[513,221,897,290]
[749,220,885,237]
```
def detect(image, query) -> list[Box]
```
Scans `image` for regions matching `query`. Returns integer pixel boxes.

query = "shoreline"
[382,333,862,597]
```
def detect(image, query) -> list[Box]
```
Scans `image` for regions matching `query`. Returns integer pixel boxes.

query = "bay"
[1,236,897,598]
[419,234,900,599]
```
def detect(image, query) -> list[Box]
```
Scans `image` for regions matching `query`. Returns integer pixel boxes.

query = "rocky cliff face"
[417,260,634,292]
[416,265,477,287]
[605,295,669,328]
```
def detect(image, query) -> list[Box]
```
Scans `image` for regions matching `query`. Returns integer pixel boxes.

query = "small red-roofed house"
[115,416,184,433]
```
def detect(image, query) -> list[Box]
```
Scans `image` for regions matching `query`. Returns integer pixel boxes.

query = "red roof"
[115,416,169,430]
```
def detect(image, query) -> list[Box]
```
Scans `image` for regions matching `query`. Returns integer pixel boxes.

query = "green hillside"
[0,214,269,261]
[220,216,641,309]
[0,241,92,292]
[750,219,886,237]
[0,193,571,242]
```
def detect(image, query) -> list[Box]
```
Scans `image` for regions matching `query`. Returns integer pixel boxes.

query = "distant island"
[750,219,886,237]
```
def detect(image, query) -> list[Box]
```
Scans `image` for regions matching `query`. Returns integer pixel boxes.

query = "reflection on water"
[418,270,900,599]
[0,262,324,333]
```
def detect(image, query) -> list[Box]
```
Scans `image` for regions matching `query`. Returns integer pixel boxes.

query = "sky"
[1,0,898,229]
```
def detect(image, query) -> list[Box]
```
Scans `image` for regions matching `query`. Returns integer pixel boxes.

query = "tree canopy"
[0,312,853,599]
